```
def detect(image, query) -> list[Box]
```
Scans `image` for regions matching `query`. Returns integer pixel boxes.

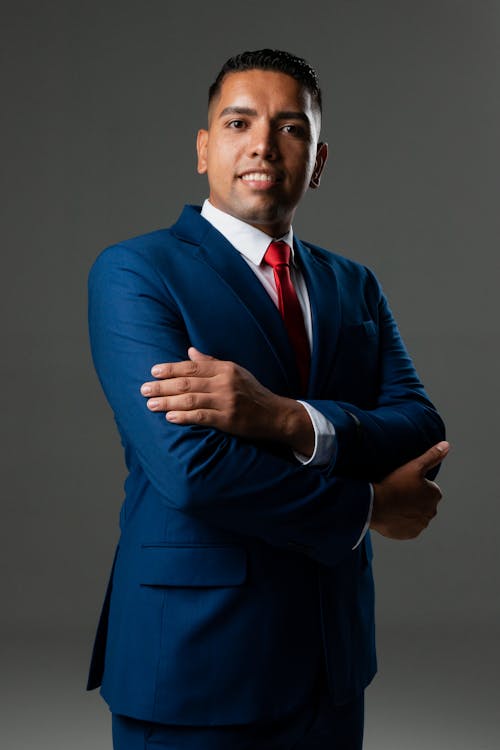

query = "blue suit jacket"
[87,205,445,725]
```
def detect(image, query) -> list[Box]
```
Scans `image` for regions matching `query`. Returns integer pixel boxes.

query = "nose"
[249,121,278,160]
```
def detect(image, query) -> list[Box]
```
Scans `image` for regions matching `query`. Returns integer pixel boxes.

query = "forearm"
[306,396,445,481]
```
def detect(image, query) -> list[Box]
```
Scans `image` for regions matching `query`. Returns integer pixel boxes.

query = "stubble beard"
[229,189,292,233]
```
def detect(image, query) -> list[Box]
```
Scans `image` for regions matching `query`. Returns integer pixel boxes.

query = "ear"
[196,129,209,174]
[309,141,328,189]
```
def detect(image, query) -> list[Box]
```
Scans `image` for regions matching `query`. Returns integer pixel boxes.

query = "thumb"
[415,441,450,475]
[188,346,214,361]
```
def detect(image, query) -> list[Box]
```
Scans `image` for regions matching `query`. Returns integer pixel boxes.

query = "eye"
[227,119,246,129]
[281,124,306,137]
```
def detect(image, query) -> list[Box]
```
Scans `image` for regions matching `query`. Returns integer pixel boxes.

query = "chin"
[237,202,285,225]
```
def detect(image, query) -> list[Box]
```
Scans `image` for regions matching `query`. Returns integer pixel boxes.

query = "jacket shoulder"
[88,201,207,277]
[89,226,185,274]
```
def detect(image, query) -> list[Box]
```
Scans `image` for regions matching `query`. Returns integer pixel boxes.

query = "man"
[87,49,447,749]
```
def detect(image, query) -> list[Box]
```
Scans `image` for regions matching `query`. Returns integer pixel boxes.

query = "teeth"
[241,173,275,182]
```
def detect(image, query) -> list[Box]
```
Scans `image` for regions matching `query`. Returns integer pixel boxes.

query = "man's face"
[196,69,328,237]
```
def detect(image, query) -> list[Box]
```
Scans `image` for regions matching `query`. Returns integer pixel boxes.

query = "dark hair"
[208,49,322,114]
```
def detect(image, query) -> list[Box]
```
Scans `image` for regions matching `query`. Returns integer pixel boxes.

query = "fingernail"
[151,366,161,376]
[148,399,159,409]
[166,412,177,421]
[141,385,152,395]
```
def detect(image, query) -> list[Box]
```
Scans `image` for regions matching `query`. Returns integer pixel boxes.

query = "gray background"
[2,0,499,747]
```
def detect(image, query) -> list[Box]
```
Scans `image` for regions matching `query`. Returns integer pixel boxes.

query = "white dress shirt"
[200,199,372,545]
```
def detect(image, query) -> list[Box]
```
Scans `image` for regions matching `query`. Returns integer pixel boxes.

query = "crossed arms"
[89,243,447,567]
[141,347,448,542]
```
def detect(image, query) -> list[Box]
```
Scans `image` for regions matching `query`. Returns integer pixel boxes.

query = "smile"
[240,172,277,182]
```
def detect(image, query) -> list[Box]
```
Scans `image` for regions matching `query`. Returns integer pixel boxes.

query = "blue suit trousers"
[111,689,364,749]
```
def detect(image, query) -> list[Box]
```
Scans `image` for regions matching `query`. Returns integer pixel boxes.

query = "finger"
[141,377,215,397]
[150,360,221,379]
[188,346,215,361]
[146,394,216,413]
[414,441,450,475]
[166,408,221,426]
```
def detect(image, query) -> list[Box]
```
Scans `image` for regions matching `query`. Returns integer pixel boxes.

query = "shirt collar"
[201,199,295,267]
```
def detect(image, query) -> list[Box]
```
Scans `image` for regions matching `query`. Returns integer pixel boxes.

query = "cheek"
[289,165,313,194]
[302,151,317,178]
[287,148,315,181]
[207,148,235,182]
[207,161,229,191]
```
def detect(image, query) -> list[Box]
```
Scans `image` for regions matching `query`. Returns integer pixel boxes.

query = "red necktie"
[264,240,310,392]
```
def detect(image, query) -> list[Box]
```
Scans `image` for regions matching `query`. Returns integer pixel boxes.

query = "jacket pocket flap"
[139,545,247,587]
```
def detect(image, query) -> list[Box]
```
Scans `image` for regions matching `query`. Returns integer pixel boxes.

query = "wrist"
[277,398,315,457]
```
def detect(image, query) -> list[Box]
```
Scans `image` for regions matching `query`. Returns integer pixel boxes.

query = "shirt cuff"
[293,401,337,467]
[352,483,374,549]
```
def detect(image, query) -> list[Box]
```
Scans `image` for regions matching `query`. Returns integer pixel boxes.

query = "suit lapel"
[172,206,301,394]
[172,207,342,397]
[294,238,341,397]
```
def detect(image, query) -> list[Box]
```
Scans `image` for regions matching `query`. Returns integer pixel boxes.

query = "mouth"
[238,171,282,190]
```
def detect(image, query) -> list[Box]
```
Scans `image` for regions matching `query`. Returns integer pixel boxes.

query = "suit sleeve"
[305,270,445,482]
[88,244,371,567]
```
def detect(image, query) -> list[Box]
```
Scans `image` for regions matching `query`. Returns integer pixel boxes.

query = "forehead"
[211,69,314,115]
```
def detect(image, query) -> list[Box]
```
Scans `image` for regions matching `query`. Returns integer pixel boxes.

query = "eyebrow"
[218,106,257,118]
[218,106,310,125]
[275,111,310,125]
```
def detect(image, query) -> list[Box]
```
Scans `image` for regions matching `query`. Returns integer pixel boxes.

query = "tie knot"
[264,240,291,269]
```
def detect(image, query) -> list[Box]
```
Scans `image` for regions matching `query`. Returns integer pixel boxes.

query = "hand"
[370,441,450,540]
[140,347,315,455]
